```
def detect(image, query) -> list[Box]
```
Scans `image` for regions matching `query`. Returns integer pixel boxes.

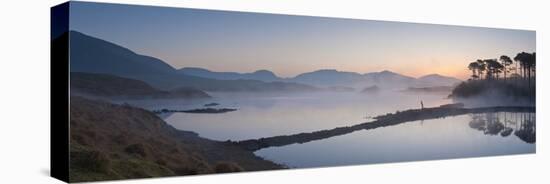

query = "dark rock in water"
[154,108,237,114]
[204,103,220,107]
[182,108,237,113]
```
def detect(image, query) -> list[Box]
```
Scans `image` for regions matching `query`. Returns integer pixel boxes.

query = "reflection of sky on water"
[154,92,450,141]
[125,92,534,168]
[256,112,535,168]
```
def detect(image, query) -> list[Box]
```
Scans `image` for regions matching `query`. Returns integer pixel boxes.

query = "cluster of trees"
[451,51,535,101]
[467,52,536,82]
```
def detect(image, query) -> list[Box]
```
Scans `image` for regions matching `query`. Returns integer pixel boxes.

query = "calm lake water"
[127,91,450,140]
[256,112,535,167]
[124,91,535,168]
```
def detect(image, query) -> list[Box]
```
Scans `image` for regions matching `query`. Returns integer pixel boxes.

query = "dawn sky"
[69,2,535,80]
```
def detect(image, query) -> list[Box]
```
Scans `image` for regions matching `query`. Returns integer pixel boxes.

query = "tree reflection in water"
[469,112,535,143]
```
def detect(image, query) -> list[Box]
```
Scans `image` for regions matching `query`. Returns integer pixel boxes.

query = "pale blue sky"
[69,1,535,79]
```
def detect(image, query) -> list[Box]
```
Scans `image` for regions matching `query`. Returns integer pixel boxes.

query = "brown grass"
[68,96,282,182]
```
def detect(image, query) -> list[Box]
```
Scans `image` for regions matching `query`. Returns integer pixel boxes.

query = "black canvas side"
[50,2,70,183]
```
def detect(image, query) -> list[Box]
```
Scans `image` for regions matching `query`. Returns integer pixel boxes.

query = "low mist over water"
[129,91,450,141]
[124,91,534,168]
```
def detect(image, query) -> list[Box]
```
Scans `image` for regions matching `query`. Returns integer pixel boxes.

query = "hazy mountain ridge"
[289,69,364,87]
[64,31,318,92]
[65,30,461,92]
[180,67,462,89]
[69,31,176,76]
[415,74,462,87]
[70,72,210,99]
[178,67,279,81]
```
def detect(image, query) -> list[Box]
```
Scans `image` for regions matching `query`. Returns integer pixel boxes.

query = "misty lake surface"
[128,92,450,140]
[124,91,535,168]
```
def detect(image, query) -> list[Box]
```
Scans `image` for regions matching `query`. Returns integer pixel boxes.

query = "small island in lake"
[204,102,220,107]
[182,108,238,113]
[154,108,238,114]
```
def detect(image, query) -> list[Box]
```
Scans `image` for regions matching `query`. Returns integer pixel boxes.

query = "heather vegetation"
[69,96,282,182]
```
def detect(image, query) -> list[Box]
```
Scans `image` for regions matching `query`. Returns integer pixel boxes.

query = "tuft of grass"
[109,159,176,179]
[70,149,111,173]
[213,162,244,173]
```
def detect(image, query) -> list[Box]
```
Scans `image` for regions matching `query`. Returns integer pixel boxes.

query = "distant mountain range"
[415,74,463,87]
[178,68,279,82]
[64,31,317,92]
[179,67,462,89]
[64,30,461,92]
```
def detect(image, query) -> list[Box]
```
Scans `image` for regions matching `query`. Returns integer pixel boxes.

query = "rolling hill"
[69,31,176,77]
[289,69,364,87]
[70,72,210,99]
[69,96,282,182]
